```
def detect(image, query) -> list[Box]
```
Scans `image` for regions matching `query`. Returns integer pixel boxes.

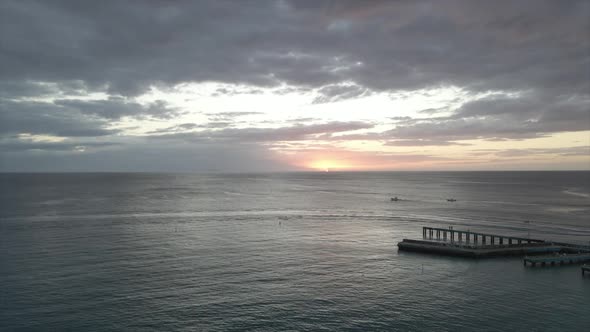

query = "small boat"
[391,196,400,202]
[446,198,457,202]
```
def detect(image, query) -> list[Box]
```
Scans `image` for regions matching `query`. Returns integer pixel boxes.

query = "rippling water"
[1,172,589,331]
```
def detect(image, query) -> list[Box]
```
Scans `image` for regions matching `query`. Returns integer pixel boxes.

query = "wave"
[562,188,590,199]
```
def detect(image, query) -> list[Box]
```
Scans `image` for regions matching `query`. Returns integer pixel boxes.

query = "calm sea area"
[1,171,589,331]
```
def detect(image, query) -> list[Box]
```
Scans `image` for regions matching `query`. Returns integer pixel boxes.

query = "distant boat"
[391,196,400,202]
[446,198,457,202]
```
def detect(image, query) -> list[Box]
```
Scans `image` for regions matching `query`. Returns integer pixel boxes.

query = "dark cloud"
[0,99,118,137]
[1,0,587,96]
[0,81,59,99]
[0,96,180,146]
[0,94,183,160]
[0,81,92,99]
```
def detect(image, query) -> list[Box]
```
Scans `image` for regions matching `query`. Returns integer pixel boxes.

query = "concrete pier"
[398,239,562,258]
[399,226,590,259]
[523,254,590,267]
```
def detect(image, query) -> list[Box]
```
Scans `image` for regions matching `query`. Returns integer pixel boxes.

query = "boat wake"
[563,188,590,199]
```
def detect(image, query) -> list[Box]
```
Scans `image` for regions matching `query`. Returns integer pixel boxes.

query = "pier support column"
[451,231,454,243]
[423,228,426,239]
[443,231,447,241]
[491,236,495,245]
[474,234,478,244]
[500,238,504,245]
[436,230,440,240]
[466,233,470,244]
[518,239,522,245]
[482,236,486,245]
[459,233,462,242]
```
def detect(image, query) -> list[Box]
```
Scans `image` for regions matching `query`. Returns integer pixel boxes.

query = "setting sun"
[308,159,352,171]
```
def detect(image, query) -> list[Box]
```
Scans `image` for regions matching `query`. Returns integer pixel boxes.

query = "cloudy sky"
[1,0,589,172]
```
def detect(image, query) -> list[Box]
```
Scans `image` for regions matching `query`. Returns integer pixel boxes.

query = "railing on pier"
[422,226,545,246]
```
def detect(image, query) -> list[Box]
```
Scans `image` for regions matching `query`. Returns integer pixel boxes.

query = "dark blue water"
[1,172,589,331]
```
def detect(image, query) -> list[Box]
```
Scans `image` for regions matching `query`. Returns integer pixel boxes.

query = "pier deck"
[398,239,562,258]
[524,254,590,267]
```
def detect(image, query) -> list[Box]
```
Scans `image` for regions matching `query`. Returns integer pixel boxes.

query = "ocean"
[1,171,589,331]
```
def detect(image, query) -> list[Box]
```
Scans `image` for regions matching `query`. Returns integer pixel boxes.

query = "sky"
[0,0,589,172]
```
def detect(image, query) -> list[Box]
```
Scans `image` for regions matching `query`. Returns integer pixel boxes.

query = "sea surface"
[1,171,589,331]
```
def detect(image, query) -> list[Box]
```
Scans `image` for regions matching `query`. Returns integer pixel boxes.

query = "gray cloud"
[478,146,590,158]
[383,93,590,142]
[0,96,181,145]
[385,140,471,147]
[54,98,181,120]
[149,121,374,142]
[0,140,296,172]
[312,83,370,104]
[205,112,264,122]
[212,87,264,97]
[418,107,449,115]
[0,140,119,152]
[147,122,232,134]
